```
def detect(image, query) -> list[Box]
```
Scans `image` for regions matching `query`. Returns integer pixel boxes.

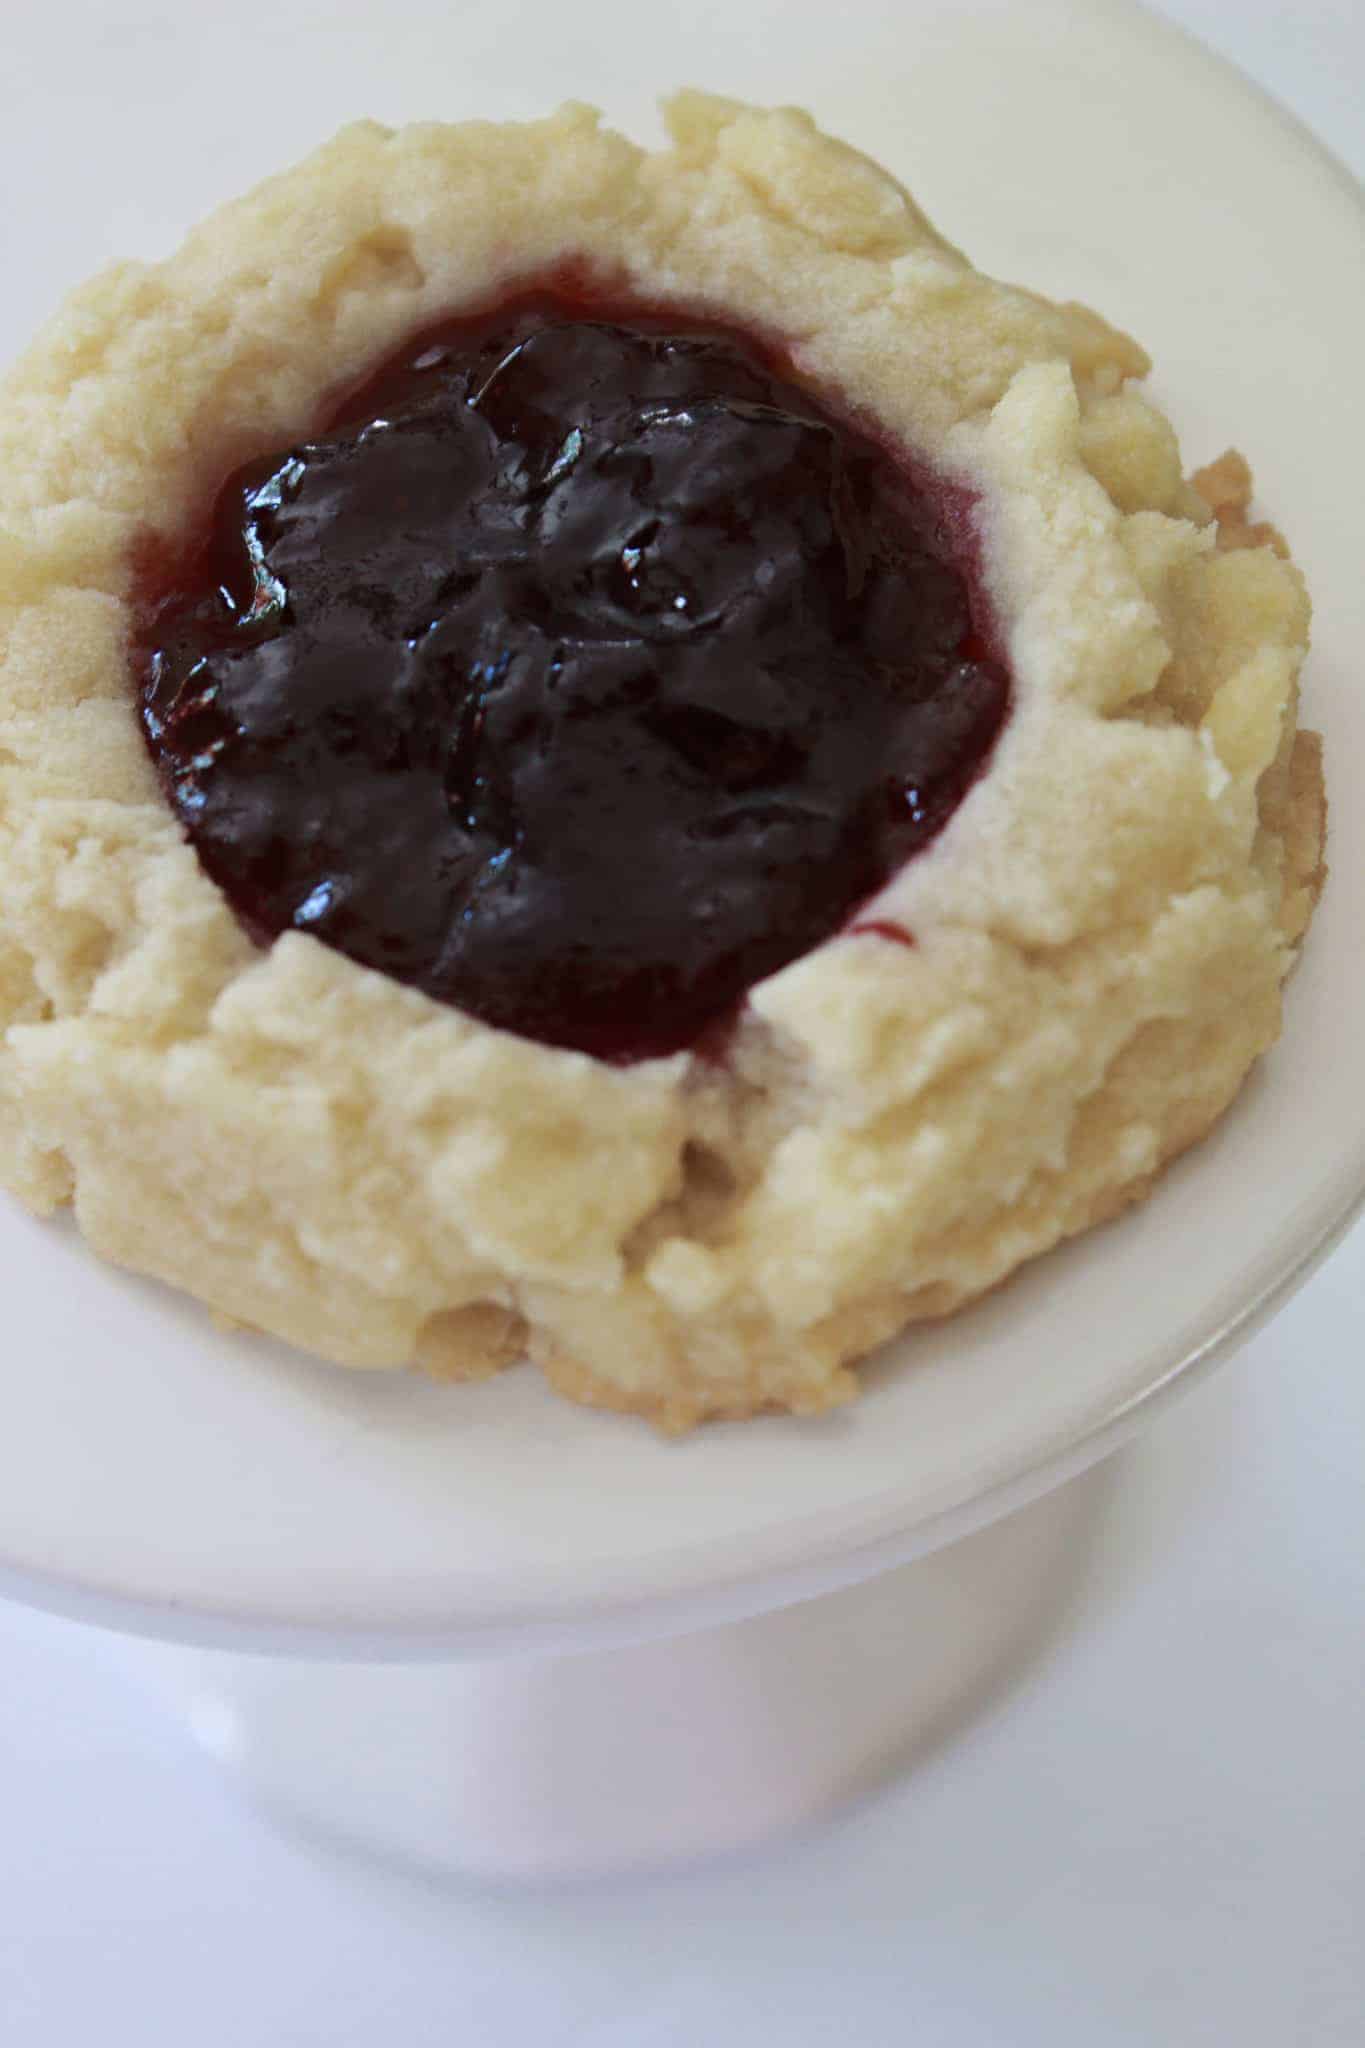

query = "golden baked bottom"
[0,95,1325,1428]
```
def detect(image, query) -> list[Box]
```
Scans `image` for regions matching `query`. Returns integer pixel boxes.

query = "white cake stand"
[3,0,1363,1880]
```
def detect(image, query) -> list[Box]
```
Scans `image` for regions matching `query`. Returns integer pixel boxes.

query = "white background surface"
[1,1,1362,2041]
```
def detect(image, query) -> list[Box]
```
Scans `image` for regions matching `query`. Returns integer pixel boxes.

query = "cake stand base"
[117,1461,1114,1883]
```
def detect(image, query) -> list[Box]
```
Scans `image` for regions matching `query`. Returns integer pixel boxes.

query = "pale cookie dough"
[0,95,1325,1427]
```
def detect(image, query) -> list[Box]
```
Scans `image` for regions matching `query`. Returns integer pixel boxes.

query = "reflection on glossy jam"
[139,294,1008,1060]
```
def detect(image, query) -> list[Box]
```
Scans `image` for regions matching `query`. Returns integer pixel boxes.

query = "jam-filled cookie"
[0,95,1325,1426]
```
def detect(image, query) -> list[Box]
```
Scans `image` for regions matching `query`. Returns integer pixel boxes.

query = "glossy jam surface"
[140,297,1008,1060]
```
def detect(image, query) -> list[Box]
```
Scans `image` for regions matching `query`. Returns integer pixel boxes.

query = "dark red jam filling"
[138,293,1008,1061]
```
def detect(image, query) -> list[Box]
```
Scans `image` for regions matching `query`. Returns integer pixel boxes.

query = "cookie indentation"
[139,295,1008,1060]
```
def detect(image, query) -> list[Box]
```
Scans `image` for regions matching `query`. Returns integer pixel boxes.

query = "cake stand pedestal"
[119,1464,1109,1882]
